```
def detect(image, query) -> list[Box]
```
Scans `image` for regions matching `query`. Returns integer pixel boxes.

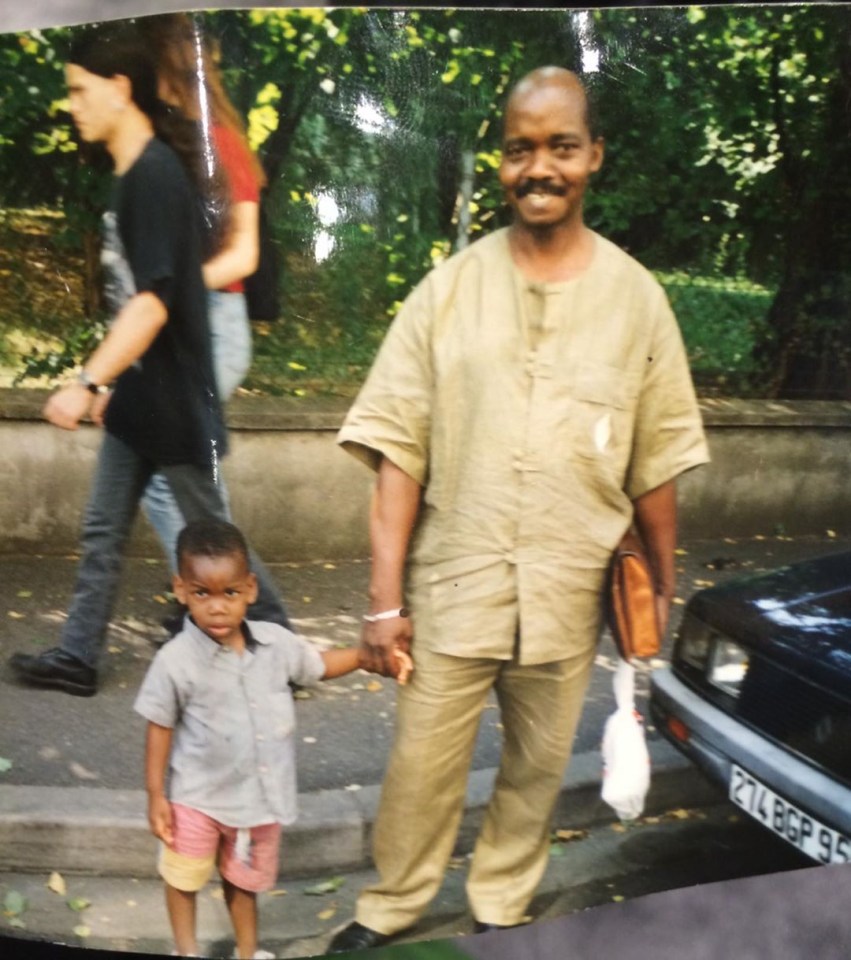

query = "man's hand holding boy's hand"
[148,793,174,847]
[359,620,413,684]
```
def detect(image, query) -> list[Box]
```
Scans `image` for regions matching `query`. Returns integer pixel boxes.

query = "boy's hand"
[148,793,174,847]
[394,647,413,685]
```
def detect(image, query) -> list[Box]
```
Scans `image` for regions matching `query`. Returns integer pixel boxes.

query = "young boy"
[134,519,402,959]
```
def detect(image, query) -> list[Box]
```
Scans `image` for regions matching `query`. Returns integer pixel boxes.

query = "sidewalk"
[1,532,848,954]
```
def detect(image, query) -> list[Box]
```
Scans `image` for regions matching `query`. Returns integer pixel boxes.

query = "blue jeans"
[61,432,289,668]
[141,291,252,571]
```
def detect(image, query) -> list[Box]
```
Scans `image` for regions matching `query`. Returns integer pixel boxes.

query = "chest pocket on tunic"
[568,362,638,472]
[268,691,295,740]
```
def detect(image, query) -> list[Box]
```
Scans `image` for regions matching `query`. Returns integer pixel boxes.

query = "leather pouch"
[605,531,660,661]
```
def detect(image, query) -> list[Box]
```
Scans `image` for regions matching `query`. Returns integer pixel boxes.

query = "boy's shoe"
[232,950,276,959]
[8,648,97,697]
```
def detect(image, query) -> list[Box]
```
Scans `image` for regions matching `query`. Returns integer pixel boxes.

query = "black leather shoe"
[9,648,97,697]
[473,920,525,934]
[326,921,393,954]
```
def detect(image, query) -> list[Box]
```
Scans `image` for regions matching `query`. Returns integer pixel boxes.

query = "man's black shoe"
[9,648,97,697]
[326,921,393,954]
[473,920,525,934]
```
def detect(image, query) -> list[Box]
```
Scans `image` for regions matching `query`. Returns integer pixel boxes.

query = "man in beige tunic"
[327,66,709,953]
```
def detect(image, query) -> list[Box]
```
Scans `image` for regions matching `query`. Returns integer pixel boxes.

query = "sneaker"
[8,647,97,697]
[232,950,276,959]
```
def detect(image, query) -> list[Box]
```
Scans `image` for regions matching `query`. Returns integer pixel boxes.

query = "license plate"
[729,764,851,864]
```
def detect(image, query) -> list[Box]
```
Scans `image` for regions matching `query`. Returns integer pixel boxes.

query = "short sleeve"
[276,631,327,687]
[337,277,434,484]
[133,651,180,729]
[212,124,260,204]
[118,146,193,310]
[625,289,710,499]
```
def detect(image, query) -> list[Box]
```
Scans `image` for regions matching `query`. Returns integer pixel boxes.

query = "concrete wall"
[2,389,850,560]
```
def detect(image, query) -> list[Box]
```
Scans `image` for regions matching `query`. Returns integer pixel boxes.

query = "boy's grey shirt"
[134,618,325,827]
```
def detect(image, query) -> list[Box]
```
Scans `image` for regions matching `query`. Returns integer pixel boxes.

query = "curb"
[0,741,721,879]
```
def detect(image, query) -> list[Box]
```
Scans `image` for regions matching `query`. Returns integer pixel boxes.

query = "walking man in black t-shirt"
[9,24,290,697]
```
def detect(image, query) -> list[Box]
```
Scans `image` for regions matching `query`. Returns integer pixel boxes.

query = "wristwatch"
[363,607,410,623]
[77,370,110,395]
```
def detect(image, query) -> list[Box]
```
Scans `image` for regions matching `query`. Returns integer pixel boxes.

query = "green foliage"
[658,272,774,394]
[14,316,105,385]
[2,7,851,397]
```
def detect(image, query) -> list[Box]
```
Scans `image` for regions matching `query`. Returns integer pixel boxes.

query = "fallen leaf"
[612,895,625,903]
[302,596,312,603]
[669,808,690,820]
[47,872,67,896]
[293,690,312,700]
[144,559,161,566]
[73,924,91,938]
[548,844,565,858]
[553,829,587,843]
[210,888,225,901]
[153,594,169,605]
[69,762,99,781]
[693,579,715,588]
[674,548,688,556]
[610,823,627,833]
[8,917,26,929]
[266,889,287,898]
[67,898,90,912]
[366,680,383,693]
[108,646,121,655]
[672,597,685,606]
[723,537,737,544]
[827,529,837,539]
[323,563,337,570]
[7,611,24,620]
[447,856,466,871]
[304,876,346,896]
[3,890,26,916]
[303,736,317,744]
[0,757,12,774]
[16,590,33,599]
[317,906,337,921]
[344,784,362,792]
[126,900,138,907]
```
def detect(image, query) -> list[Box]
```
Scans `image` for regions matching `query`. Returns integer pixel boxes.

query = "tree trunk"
[453,148,476,252]
[757,19,851,399]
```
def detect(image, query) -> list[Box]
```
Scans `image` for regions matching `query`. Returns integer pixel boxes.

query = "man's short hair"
[506,66,602,141]
[176,519,250,573]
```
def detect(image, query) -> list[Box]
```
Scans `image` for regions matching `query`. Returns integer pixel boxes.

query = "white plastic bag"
[601,658,651,821]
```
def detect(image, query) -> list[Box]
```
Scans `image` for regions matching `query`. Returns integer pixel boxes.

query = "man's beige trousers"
[356,643,597,932]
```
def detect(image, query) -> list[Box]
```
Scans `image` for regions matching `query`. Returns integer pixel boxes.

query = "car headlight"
[676,613,714,670]
[708,639,750,697]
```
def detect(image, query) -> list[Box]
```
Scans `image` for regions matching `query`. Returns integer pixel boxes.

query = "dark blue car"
[650,550,851,864]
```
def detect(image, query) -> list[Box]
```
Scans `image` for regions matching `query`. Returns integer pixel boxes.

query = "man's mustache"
[515,179,568,199]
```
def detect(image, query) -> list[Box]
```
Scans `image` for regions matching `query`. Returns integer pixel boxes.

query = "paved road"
[1,533,848,795]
